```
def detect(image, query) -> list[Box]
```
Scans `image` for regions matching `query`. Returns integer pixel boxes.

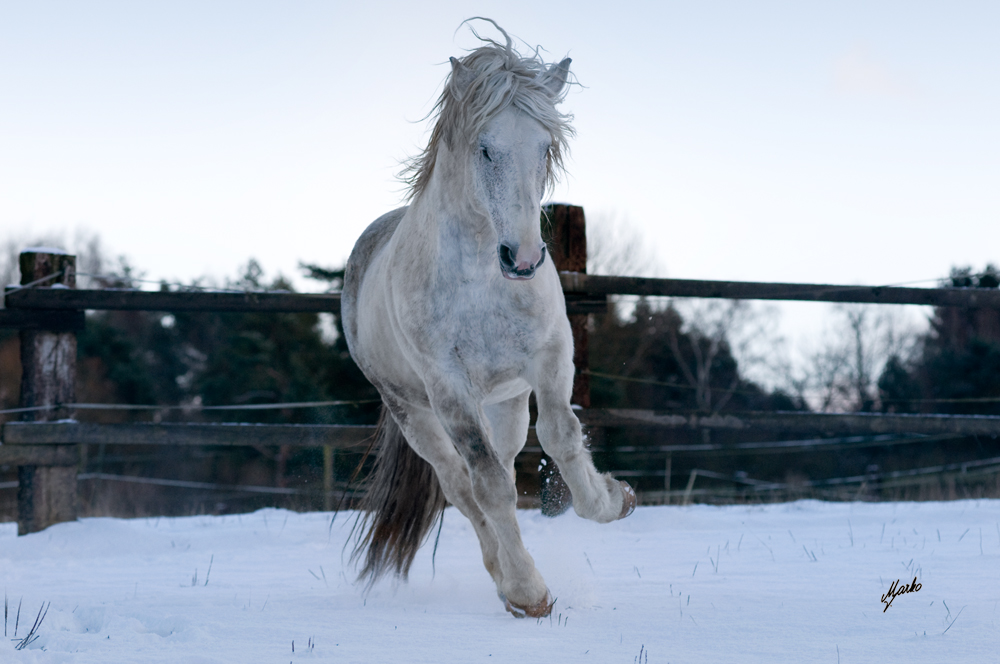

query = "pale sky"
[2,2,999,364]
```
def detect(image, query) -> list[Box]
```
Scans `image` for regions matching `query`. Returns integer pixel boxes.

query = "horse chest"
[445,301,543,357]
[410,287,552,381]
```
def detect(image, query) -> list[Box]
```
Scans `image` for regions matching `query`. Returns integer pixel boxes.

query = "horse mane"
[400,19,575,200]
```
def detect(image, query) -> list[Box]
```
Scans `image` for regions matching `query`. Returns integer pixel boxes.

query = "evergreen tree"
[878,264,1000,415]
[589,299,803,413]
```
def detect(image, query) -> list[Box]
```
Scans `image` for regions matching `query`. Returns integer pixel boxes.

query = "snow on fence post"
[17,248,79,535]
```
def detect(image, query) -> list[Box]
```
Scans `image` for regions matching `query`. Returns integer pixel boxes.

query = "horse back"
[341,206,408,348]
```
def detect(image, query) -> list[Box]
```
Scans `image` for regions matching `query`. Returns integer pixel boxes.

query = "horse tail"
[351,405,447,586]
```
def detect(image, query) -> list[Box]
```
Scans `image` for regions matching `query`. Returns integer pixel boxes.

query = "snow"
[20,248,68,256]
[2,500,998,662]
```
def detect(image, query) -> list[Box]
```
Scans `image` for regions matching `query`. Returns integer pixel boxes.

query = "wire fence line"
[4,453,998,504]
[0,474,357,499]
[3,270,66,293]
[584,432,963,456]
[617,455,1000,485]
[0,399,381,417]
[640,454,1000,505]
[75,473,341,497]
[0,371,995,419]
[4,269,324,297]
[584,370,1000,404]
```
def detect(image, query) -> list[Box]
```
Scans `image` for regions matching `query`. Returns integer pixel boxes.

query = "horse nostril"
[498,244,517,270]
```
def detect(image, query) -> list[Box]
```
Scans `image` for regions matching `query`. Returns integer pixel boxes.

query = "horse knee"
[536,409,583,460]
[469,463,518,513]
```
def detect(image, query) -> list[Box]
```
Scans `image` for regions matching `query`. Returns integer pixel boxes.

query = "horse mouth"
[498,245,545,281]
[501,267,537,280]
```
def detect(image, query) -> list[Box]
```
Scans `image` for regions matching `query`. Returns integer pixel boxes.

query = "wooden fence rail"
[3,288,342,314]
[1,422,375,450]
[560,273,1000,307]
[576,409,1000,437]
[1,287,603,318]
[5,273,1000,320]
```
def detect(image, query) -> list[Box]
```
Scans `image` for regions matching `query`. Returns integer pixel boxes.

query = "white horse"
[341,21,635,618]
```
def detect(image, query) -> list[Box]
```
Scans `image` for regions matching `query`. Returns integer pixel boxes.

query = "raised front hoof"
[501,592,555,619]
[618,480,637,519]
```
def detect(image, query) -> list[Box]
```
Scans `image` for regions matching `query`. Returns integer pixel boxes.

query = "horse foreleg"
[431,391,552,616]
[391,405,505,588]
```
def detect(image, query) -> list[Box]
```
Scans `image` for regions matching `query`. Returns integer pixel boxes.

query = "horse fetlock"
[498,569,549,614]
[572,473,626,524]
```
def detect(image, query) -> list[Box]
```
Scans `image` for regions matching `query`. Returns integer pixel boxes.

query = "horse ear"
[542,57,572,96]
[450,57,476,95]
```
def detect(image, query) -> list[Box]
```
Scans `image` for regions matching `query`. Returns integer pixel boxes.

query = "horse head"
[450,55,572,281]
[402,21,573,281]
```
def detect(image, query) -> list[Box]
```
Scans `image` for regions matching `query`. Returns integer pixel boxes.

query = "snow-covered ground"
[1,500,998,663]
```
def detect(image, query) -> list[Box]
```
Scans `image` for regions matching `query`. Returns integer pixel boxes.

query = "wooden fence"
[3,204,1000,534]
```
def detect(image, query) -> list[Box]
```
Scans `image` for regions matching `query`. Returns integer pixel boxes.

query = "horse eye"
[480,146,491,162]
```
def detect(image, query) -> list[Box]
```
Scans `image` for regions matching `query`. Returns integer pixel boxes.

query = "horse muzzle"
[498,243,546,280]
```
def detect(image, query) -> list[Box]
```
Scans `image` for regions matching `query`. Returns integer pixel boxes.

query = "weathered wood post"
[17,248,79,535]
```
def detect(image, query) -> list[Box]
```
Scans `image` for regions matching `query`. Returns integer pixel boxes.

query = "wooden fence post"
[17,248,78,535]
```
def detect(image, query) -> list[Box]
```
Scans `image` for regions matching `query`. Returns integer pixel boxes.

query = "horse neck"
[410,147,495,264]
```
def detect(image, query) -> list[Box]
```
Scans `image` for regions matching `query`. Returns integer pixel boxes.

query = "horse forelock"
[400,22,575,200]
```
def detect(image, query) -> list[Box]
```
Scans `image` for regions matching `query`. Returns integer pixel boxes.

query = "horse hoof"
[501,592,555,619]
[618,480,636,519]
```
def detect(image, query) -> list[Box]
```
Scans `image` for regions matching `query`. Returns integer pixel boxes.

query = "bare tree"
[585,210,660,277]
[665,299,786,413]
[585,211,790,413]
[583,210,667,334]
[789,304,921,412]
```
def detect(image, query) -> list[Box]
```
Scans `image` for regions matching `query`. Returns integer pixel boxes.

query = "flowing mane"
[401,20,575,199]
